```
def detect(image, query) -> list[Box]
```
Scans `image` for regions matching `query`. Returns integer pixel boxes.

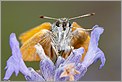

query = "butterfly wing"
[19,22,52,44]
[20,29,53,61]
[72,22,82,31]
[71,22,90,61]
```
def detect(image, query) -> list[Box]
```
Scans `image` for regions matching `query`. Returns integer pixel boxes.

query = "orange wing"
[71,22,90,61]
[19,22,56,61]
[72,22,82,31]
[20,29,55,61]
[19,22,51,44]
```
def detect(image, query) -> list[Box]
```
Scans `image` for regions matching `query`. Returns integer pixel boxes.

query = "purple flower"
[4,25,106,81]
[4,33,45,81]
[82,25,106,69]
[40,58,55,81]
[55,56,65,68]
[4,33,22,80]
[24,67,45,81]
[74,25,106,80]
[62,47,84,66]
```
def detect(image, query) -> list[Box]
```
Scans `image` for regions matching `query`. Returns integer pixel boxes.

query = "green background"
[1,1,121,81]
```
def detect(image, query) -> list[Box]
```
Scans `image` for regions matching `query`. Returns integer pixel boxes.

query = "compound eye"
[56,21,60,27]
[69,22,71,27]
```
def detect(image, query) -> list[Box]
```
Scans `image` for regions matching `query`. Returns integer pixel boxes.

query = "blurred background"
[1,1,121,81]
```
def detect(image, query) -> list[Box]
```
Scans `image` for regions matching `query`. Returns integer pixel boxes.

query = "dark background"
[1,1,121,81]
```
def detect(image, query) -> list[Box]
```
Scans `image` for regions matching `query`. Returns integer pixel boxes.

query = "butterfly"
[19,13,95,63]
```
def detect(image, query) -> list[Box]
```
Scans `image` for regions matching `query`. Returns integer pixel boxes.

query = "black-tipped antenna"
[69,13,95,20]
[40,16,58,20]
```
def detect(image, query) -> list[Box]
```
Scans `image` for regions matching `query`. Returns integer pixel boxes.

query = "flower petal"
[55,56,65,68]
[55,63,80,81]
[34,43,47,60]
[54,66,69,81]
[73,25,105,80]
[9,33,21,62]
[82,25,105,68]
[3,57,15,80]
[40,58,55,81]
[94,48,106,69]
[74,63,87,80]
[54,47,84,81]
[62,47,84,66]
[4,33,21,80]
[25,67,45,81]
[4,33,39,81]
[35,43,55,81]
[60,70,69,78]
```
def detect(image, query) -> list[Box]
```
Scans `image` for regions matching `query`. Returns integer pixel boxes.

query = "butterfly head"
[55,18,71,30]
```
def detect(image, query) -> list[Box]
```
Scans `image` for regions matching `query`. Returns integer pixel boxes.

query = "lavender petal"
[95,48,106,69]
[4,33,32,80]
[35,43,55,81]
[55,56,65,68]
[54,66,68,81]
[4,33,21,80]
[34,43,47,60]
[62,47,84,66]
[3,57,15,80]
[25,67,45,81]
[40,58,55,81]
[74,63,87,80]
[73,26,105,80]
[82,25,105,68]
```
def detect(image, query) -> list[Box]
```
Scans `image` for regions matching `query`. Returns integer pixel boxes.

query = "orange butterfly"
[19,13,95,63]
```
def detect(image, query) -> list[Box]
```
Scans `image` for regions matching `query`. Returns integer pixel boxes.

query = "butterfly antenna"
[69,13,95,20]
[40,16,58,20]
